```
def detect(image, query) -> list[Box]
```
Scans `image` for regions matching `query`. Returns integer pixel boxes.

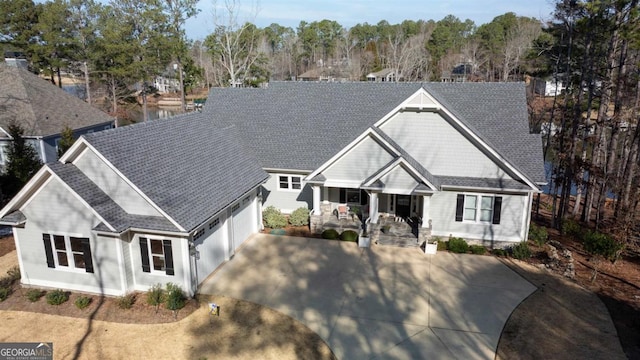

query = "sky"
[184,0,557,40]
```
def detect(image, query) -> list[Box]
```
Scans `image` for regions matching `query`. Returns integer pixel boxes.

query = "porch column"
[322,187,329,203]
[369,192,379,223]
[312,185,321,215]
[422,195,430,228]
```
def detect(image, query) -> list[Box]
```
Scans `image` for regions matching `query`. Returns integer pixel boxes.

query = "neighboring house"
[366,69,401,82]
[441,64,474,83]
[0,113,268,296]
[533,77,567,97]
[0,63,114,166]
[0,81,544,297]
[3,51,28,70]
[153,75,179,94]
[205,82,545,246]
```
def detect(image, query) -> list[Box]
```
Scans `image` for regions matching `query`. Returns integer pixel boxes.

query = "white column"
[422,195,430,228]
[312,185,321,215]
[369,192,379,223]
[322,187,329,204]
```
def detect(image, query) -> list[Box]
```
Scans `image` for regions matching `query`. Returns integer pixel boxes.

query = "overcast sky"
[184,0,557,40]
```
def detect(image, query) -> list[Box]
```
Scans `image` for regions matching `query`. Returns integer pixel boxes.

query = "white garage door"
[194,215,226,284]
[231,196,255,250]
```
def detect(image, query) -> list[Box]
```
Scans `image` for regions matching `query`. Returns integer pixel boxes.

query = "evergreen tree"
[1,123,42,201]
[57,126,75,158]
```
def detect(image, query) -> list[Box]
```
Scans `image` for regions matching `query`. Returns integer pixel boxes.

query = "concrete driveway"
[199,234,536,360]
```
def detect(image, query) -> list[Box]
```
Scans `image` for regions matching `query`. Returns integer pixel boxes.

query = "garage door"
[194,215,226,284]
[231,196,255,250]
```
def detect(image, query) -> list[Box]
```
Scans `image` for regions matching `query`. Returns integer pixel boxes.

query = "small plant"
[528,223,548,247]
[165,283,186,319]
[6,266,20,282]
[0,286,11,301]
[583,230,624,282]
[321,229,340,240]
[470,245,487,255]
[340,230,359,242]
[436,238,448,251]
[46,289,69,305]
[147,283,165,313]
[26,289,44,302]
[447,237,469,253]
[116,293,136,309]
[289,207,310,226]
[262,206,287,229]
[74,296,92,309]
[562,218,582,238]
[492,248,507,257]
[510,242,532,260]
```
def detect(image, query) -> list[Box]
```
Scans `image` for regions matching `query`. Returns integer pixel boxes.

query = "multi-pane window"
[463,195,478,221]
[278,175,302,190]
[43,233,93,272]
[457,194,500,224]
[149,239,165,271]
[209,218,220,229]
[140,237,174,276]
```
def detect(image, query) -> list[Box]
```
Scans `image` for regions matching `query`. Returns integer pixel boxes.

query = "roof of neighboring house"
[0,63,113,138]
[82,112,269,232]
[204,82,545,184]
[367,68,396,78]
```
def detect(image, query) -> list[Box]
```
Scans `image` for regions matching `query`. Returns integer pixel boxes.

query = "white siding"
[380,112,511,179]
[261,173,312,213]
[17,177,124,295]
[377,165,419,194]
[430,191,527,242]
[323,135,395,182]
[73,148,162,216]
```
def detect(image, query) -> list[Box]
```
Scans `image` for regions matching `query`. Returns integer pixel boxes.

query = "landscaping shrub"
[0,286,11,301]
[447,237,469,253]
[165,283,186,319]
[262,206,287,229]
[436,238,448,251]
[470,245,487,255]
[26,289,44,302]
[510,242,532,260]
[46,289,69,305]
[289,207,309,226]
[340,230,358,242]
[116,293,136,309]
[583,230,624,263]
[492,248,507,257]
[147,283,165,313]
[562,218,582,237]
[321,229,340,240]
[6,266,20,282]
[74,296,91,309]
[529,223,548,247]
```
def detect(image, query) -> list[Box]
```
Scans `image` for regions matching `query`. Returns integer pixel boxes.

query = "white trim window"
[43,233,93,272]
[139,236,175,276]
[456,194,502,224]
[277,175,302,191]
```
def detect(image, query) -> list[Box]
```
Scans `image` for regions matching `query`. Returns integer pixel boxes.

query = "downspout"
[38,138,47,163]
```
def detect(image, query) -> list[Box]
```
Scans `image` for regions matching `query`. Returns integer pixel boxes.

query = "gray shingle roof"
[82,112,268,232]
[204,82,545,185]
[0,63,114,137]
[48,162,179,233]
[0,210,26,225]
[436,176,531,190]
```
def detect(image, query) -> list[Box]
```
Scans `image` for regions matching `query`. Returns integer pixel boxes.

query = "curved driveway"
[199,234,536,359]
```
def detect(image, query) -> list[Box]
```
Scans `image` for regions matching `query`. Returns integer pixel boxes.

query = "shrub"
[26,289,44,302]
[116,293,136,309]
[583,231,623,263]
[0,286,11,301]
[46,289,69,305]
[340,230,359,242]
[510,242,532,260]
[74,296,91,309]
[263,206,287,229]
[289,207,309,226]
[321,229,340,240]
[436,239,448,251]
[147,283,165,313]
[6,266,20,282]
[529,223,549,247]
[165,283,186,319]
[492,248,507,257]
[470,245,487,255]
[562,218,582,237]
[447,237,469,253]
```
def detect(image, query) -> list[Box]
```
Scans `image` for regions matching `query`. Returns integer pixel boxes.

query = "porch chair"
[337,204,349,220]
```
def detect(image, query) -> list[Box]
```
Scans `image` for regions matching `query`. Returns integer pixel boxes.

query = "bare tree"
[501,18,542,81]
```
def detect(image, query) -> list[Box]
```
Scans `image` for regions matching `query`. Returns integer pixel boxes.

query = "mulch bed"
[0,235,15,257]
[261,225,322,238]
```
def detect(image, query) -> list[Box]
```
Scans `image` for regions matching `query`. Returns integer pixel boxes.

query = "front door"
[396,195,411,218]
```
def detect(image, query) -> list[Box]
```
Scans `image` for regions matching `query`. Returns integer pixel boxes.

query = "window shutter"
[43,234,55,268]
[339,188,346,203]
[81,238,94,273]
[360,189,367,205]
[140,237,150,273]
[163,239,174,276]
[455,194,464,222]
[492,197,502,225]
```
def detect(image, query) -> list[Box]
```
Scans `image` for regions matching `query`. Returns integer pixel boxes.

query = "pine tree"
[57,126,75,158]
[1,123,42,201]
